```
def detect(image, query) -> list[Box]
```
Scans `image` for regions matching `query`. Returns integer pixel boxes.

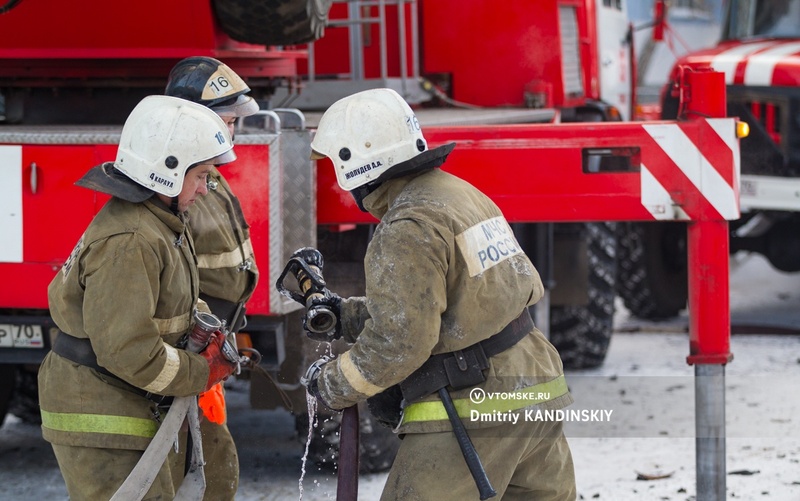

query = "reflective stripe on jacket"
[40,197,209,450]
[401,375,569,424]
[189,168,258,305]
[318,168,573,434]
[40,409,159,438]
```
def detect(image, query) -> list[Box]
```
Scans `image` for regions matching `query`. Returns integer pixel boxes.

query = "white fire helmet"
[310,88,428,191]
[115,95,236,198]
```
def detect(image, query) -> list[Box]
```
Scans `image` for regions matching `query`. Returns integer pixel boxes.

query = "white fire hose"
[109,395,206,501]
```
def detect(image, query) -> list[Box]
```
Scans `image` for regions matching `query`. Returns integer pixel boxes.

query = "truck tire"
[609,92,691,322]
[617,222,688,320]
[212,0,332,46]
[0,365,15,427]
[549,222,616,369]
[295,401,401,473]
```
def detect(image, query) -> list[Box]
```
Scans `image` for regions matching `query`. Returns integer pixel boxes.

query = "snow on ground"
[1,253,799,500]
[568,329,800,501]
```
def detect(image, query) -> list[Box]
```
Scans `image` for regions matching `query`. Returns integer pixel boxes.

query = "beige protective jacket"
[189,167,258,307]
[40,197,210,450]
[318,168,573,434]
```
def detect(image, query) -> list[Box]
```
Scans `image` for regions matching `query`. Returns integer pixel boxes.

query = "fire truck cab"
[619,0,800,321]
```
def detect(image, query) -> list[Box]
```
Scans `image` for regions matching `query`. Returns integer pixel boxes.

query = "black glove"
[303,290,342,342]
[301,355,335,410]
[366,384,404,430]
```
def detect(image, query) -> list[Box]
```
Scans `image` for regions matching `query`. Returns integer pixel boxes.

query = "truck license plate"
[0,324,44,348]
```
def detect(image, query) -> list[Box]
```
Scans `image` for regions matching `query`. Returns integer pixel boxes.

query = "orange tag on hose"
[198,382,226,424]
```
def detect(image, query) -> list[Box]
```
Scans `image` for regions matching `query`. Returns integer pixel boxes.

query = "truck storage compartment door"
[0,142,113,308]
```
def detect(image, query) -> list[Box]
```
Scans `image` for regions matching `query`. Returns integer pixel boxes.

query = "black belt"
[52,331,172,406]
[399,308,534,403]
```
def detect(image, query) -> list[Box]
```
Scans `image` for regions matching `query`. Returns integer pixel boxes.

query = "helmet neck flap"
[350,142,456,212]
[76,162,154,203]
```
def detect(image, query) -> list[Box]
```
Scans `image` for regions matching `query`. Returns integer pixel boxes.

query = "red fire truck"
[0,0,702,469]
[619,0,800,321]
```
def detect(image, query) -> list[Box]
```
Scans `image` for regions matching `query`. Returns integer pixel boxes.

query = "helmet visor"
[212,94,259,118]
[211,148,238,166]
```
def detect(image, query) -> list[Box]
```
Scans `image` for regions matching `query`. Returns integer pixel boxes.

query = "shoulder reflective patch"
[455,216,523,277]
[61,235,85,281]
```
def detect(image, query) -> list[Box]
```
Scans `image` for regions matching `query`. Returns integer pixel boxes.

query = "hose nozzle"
[276,247,338,336]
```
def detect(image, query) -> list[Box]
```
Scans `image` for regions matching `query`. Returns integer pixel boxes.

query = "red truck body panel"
[0,0,303,80]
[0,142,274,313]
[420,0,598,107]
[301,0,601,108]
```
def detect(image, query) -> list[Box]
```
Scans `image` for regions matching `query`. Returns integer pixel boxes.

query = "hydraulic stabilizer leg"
[695,364,726,501]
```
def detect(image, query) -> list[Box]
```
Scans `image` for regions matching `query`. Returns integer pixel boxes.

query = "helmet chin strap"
[348,142,456,212]
[170,197,181,214]
[350,183,379,212]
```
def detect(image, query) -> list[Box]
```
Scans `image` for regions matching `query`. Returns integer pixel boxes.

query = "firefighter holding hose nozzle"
[38,96,240,500]
[283,88,577,500]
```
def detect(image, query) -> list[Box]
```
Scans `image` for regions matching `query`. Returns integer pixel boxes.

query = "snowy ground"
[1,253,799,500]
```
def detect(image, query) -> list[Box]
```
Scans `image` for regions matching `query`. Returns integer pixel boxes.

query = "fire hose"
[337,405,360,501]
[110,311,256,501]
[278,247,360,500]
[279,247,497,499]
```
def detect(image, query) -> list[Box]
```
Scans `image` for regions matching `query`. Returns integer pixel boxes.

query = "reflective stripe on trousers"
[400,374,569,424]
[41,410,159,438]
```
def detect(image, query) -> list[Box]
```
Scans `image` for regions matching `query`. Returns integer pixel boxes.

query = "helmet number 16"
[405,114,420,134]
[208,76,231,96]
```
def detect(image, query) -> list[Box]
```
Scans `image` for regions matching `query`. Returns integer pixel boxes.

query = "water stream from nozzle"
[298,344,336,500]
[298,390,318,500]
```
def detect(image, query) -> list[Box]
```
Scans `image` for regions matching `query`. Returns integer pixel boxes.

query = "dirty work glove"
[201,333,237,392]
[301,355,335,410]
[198,382,227,424]
[303,290,342,342]
[367,384,404,430]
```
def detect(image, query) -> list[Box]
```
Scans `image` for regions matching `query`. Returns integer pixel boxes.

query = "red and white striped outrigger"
[420,69,739,499]
[314,67,740,497]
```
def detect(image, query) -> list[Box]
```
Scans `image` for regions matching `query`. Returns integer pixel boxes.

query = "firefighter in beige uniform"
[38,96,239,500]
[300,89,577,500]
[165,56,260,500]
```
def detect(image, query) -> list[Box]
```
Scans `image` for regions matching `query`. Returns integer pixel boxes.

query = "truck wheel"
[617,222,688,320]
[0,365,15,427]
[549,222,616,369]
[296,401,401,473]
[9,365,41,424]
[212,0,332,46]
